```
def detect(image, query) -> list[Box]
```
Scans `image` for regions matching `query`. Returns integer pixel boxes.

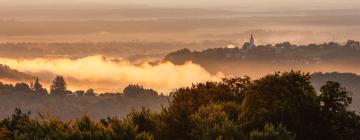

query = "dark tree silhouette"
[239,71,332,139]
[85,89,96,96]
[50,76,67,96]
[319,81,360,140]
[320,81,352,115]
[123,84,158,97]
[14,83,32,94]
[75,90,85,96]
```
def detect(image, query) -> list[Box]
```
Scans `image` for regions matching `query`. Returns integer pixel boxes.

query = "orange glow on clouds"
[0,55,224,94]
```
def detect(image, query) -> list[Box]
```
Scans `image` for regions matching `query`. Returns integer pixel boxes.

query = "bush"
[191,103,245,140]
[249,124,296,140]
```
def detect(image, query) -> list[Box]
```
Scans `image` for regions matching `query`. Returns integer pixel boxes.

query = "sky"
[2,0,360,10]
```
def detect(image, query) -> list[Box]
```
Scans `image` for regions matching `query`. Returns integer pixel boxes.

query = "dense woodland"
[0,71,359,139]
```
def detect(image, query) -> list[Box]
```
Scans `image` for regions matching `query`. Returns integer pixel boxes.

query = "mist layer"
[0,55,224,94]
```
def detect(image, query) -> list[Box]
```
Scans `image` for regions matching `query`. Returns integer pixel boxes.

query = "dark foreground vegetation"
[0,71,359,140]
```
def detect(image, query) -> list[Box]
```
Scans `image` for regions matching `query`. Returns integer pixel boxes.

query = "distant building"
[243,34,256,49]
[250,34,255,48]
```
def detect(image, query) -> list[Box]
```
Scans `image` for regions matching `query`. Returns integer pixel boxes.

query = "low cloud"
[0,55,224,94]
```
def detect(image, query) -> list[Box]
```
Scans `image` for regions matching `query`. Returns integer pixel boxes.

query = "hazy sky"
[2,0,360,10]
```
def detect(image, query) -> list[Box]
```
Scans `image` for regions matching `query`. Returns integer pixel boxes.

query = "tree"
[319,81,360,139]
[160,78,250,139]
[221,76,252,102]
[240,71,332,139]
[14,83,32,94]
[123,85,158,97]
[0,108,34,139]
[125,107,158,138]
[191,103,244,140]
[320,81,351,116]
[160,87,198,139]
[75,90,85,96]
[50,76,67,96]
[85,89,96,96]
[32,78,48,95]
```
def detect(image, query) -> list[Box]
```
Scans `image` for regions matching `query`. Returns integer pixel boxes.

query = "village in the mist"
[0,0,360,140]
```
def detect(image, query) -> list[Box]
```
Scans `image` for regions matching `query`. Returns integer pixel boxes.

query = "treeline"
[0,76,161,97]
[0,71,359,140]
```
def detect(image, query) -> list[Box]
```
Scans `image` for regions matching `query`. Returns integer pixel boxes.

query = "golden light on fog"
[0,56,224,94]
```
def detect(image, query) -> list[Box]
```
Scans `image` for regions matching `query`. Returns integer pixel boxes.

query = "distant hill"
[163,41,360,77]
[0,64,34,81]
[164,41,360,65]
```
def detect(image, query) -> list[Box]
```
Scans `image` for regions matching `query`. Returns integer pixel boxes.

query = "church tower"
[243,34,255,49]
[249,34,255,49]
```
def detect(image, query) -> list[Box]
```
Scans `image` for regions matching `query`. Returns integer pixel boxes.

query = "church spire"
[241,34,256,50]
[250,34,255,49]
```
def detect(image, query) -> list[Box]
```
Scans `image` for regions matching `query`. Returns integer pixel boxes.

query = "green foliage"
[240,71,330,139]
[0,127,11,140]
[99,117,139,140]
[319,81,360,140]
[320,81,352,114]
[160,77,250,139]
[135,132,154,140]
[191,103,245,140]
[160,87,197,139]
[0,108,149,140]
[249,124,296,140]
[124,108,158,139]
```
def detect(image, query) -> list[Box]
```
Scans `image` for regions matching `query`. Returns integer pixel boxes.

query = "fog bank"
[0,56,224,94]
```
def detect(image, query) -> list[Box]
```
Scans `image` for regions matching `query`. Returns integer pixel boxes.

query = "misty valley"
[1,1,360,139]
[1,39,360,139]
